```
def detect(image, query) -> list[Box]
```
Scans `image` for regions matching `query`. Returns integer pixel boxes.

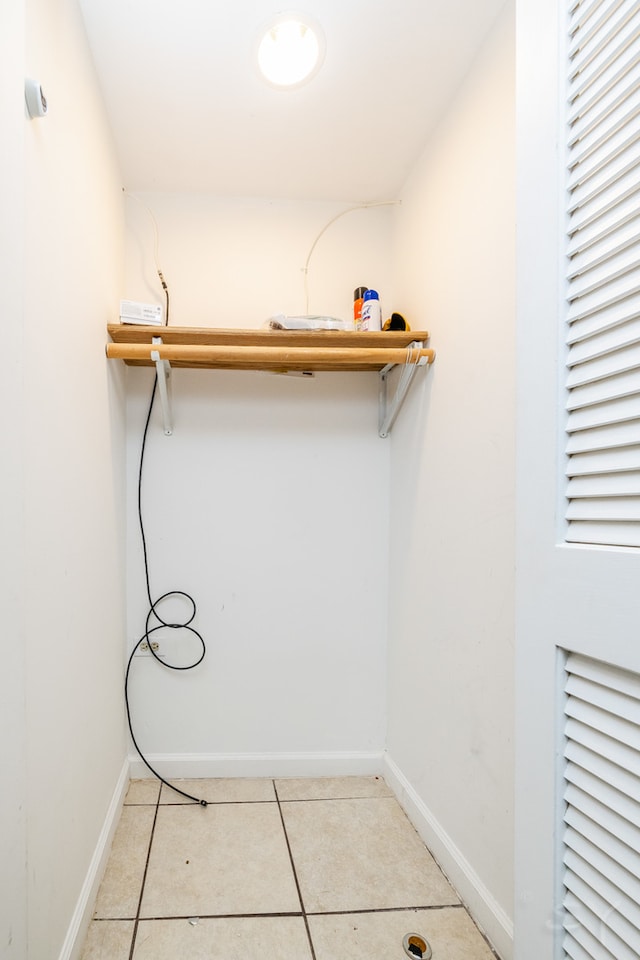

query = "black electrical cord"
[124,273,208,807]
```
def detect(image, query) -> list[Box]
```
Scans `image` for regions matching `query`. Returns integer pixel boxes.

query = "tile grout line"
[127,783,162,960]
[127,911,305,921]
[273,780,318,960]
[92,902,463,924]
[305,903,465,917]
[159,798,279,807]
[271,793,395,804]
[153,791,393,806]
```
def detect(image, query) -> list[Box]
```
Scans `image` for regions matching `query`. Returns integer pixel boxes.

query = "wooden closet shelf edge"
[107,324,430,348]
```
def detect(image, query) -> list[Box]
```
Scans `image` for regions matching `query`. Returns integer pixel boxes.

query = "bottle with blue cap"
[361,288,381,331]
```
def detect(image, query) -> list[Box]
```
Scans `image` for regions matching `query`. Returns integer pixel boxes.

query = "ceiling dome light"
[257,15,324,88]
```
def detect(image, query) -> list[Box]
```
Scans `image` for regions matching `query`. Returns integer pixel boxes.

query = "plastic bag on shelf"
[265,314,352,331]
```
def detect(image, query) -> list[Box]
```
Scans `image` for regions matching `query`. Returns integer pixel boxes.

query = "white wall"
[124,194,397,327]
[0,0,27,955]
[22,0,127,956]
[123,197,393,774]
[386,4,515,958]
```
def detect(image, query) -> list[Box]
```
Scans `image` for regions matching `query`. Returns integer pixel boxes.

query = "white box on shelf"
[119,299,163,326]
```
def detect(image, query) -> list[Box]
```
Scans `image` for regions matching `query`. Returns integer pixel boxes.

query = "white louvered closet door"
[516,0,640,956]
[563,653,640,960]
[565,0,640,548]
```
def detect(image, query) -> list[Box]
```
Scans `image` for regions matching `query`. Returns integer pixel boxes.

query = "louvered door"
[563,652,640,959]
[565,0,640,548]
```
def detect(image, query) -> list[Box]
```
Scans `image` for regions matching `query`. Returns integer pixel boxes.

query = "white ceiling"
[78,0,506,201]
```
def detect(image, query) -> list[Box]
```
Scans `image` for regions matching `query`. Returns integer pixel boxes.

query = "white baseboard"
[383,753,513,960]
[58,759,130,960]
[128,750,384,780]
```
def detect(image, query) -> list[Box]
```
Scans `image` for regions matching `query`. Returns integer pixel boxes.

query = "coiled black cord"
[124,275,208,807]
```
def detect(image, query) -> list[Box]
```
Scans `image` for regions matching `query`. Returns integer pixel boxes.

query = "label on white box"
[120,299,163,325]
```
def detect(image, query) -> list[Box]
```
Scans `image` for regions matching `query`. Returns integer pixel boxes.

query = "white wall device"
[25,78,48,118]
[119,299,164,326]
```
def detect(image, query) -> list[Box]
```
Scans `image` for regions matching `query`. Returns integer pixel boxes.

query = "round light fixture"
[257,14,324,88]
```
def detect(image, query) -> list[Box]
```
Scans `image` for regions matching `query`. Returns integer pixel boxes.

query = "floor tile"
[159,777,276,804]
[94,806,156,919]
[80,920,134,960]
[281,798,458,913]
[275,776,393,801]
[132,916,312,959]
[309,907,496,960]
[125,779,161,805]
[140,802,301,917]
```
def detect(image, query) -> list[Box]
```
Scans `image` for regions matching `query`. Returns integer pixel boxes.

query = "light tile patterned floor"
[80,777,498,960]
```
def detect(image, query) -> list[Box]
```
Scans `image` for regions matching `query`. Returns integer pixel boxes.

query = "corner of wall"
[58,760,131,960]
[383,753,514,960]
[386,2,515,952]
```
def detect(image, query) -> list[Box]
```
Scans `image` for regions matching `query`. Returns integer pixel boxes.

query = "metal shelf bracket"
[378,342,430,438]
[151,337,173,436]
[116,331,433,438]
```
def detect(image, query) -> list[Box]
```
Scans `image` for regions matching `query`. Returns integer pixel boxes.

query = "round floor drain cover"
[402,932,432,959]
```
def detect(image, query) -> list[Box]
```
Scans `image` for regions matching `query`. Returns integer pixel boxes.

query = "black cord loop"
[125,316,208,807]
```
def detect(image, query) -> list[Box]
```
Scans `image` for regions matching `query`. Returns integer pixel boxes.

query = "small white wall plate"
[25,78,48,118]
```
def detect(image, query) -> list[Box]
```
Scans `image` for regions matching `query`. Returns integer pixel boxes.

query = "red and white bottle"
[353,286,367,331]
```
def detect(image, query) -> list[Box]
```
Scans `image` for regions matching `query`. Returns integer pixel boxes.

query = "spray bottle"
[353,287,367,331]
[361,289,381,331]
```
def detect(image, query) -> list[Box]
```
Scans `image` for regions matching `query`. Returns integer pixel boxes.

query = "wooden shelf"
[106,324,434,372]
[106,323,436,437]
